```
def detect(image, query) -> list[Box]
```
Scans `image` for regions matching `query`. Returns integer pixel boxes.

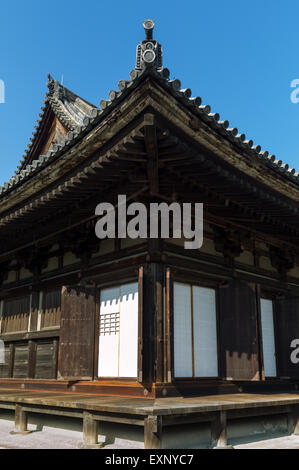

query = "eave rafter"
[0,74,299,258]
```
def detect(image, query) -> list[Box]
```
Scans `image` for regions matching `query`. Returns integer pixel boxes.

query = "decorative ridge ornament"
[135,19,163,72]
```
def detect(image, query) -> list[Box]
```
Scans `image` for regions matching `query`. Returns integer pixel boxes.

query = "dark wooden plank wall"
[58,286,96,380]
[218,280,260,380]
[0,339,58,379]
[35,340,58,379]
[0,345,11,378]
[13,344,29,378]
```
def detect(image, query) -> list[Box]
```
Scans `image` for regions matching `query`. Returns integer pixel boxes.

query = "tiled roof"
[1,32,298,197]
[15,74,98,176]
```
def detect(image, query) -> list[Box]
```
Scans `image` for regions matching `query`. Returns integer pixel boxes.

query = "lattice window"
[99,312,120,336]
[1,296,30,333]
[41,289,61,329]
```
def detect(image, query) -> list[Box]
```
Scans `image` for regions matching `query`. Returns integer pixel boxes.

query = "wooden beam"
[144,114,159,195]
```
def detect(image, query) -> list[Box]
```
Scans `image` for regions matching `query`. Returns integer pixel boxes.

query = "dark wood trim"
[215,287,222,380]
[137,266,144,383]
[93,288,100,380]
[255,284,265,381]
[190,285,195,378]
[165,267,173,383]
[0,329,60,343]
[155,264,164,384]
[28,340,36,379]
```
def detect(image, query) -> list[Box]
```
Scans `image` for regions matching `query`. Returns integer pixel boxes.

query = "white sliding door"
[119,283,139,377]
[98,282,138,378]
[260,298,277,377]
[193,287,218,377]
[174,282,218,378]
[174,283,193,377]
[98,287,120,377]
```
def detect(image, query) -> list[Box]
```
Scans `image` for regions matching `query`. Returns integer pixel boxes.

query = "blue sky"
[1,0,299,185]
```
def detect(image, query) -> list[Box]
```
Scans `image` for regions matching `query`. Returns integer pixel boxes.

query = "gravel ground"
[234,435,299,449]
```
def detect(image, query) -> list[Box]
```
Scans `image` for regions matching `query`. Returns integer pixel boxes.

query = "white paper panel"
[261,299,277,377]
[119,282,139,377]
[193,287,218,377]
[174,283,193,377]
[98,335,119,377]
[98,287,120,377]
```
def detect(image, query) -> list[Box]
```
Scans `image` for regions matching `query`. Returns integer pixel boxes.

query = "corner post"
[211,411,233,449]
[10,404,30,434]
[82,412,98,446]
[144,415,162,449]
[293,407,299,435]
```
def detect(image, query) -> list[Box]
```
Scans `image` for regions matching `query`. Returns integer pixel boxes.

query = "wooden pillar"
[211,411,232,448]
[292,407,299,435]
[80,413,115,448]
[155,264,164,384]
[164,267,173,383]
[82,412,98,446]
[11,404,29,434]
[218,280,259,381]
[144,415,162,449]
[140,263,165,385]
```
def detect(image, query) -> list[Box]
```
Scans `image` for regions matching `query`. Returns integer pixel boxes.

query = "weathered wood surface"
[58,286,96,380]
[0,390,299,416]
[0,338,58,380]
[218,280,260,380]
[211,410,228,448]
[144,415,162,449]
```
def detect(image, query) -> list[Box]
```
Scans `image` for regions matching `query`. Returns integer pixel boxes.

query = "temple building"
[0,20,299,448]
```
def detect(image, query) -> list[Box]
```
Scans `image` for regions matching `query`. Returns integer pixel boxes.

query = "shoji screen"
[119,283,138,377]
[98,283,138,378]
[260,299,277,377]
[174,282,218,378]
[174,283,193,377]
[193,287,218,377]
[98,287,120,377]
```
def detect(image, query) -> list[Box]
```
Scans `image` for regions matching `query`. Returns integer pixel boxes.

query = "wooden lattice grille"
[99,312,120,336]
[1,296,30,333]
[41,290,61,329]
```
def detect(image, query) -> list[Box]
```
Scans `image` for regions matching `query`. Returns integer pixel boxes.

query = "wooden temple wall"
[0,230,299,392]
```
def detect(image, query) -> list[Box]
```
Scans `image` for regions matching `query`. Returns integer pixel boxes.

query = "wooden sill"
[0,329,60,342]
